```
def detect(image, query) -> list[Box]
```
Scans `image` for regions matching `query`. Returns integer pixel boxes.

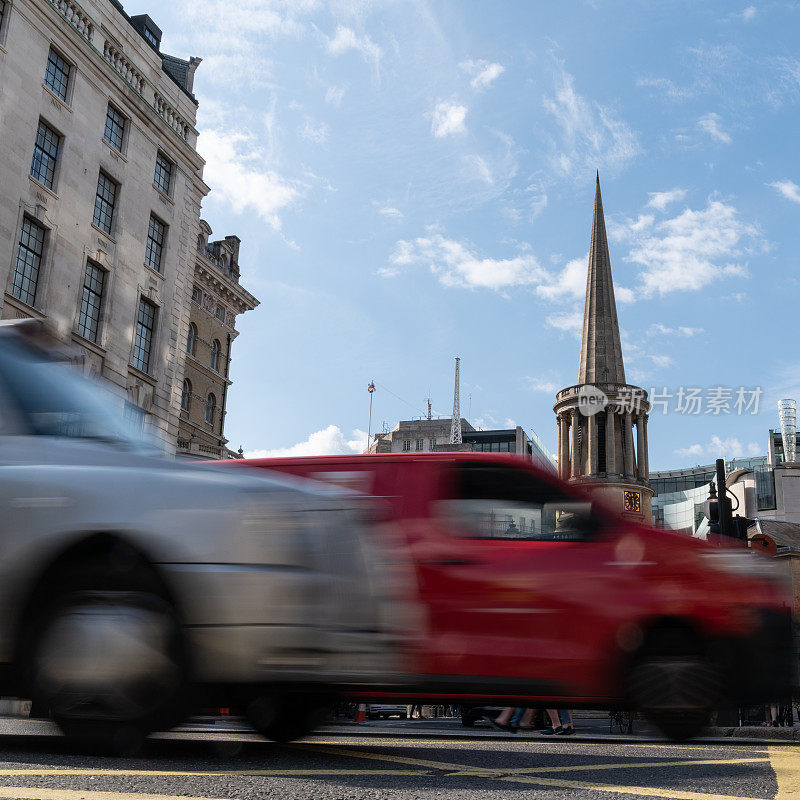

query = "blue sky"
[125,0,800,470]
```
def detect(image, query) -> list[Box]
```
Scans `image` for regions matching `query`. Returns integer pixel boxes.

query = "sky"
[124,0,800,471]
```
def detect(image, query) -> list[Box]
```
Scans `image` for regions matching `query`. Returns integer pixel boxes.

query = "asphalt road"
[0,717,795,800]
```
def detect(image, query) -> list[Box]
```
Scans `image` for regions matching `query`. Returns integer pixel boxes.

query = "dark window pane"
[103,104,126,151]
[132,298,156,373]
[0,1,6,32]
[143,26,158,48]
[145,215,165,272]
[30,120,60,189]
[12,218,45,306]
[93,172,117,233]
[154,152,172,194]
[77,261,105,342]
[45,48,70,101]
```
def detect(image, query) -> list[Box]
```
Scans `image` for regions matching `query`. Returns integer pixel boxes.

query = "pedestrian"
[540,708,574,735]
[486,706,518,733]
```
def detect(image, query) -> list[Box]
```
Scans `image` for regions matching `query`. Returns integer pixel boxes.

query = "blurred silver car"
[0,322,400,750]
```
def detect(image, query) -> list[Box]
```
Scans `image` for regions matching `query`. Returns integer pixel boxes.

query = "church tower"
[553,175,653,521]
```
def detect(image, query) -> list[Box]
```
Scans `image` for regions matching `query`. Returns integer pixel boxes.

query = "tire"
[23,545,187,755]
[248,695,329,743]
[628,628,720,742]
[461,714,476,727]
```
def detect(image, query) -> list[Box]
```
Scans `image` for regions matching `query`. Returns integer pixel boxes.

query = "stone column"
[606,407,616,475]
[624,411,635,478]
[571,409,580,479]
[557,414,568,479]
[636,414,646,480]
[642,414,650,478]
[587,413,596,476]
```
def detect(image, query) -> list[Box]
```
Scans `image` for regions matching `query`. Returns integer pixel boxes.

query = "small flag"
[368,381,375,393]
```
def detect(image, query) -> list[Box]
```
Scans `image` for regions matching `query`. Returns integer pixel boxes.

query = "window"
[186,322,197,355]
[205,393,216,425]
[429,439,436,449]
[132,297,156,373]
[77,260,105,342]
[402,440,411,452]
[103,104,126,151]
[93,171,117,234]
[437,463,599,541]
[416,439,424,451]
[0,0,7,34]
[143,26,158,49]
[180,379,191,412]
[215,304,226,322]
[44,47,71,101]
[154,152,172,194]
[145,215,165,272]
[210,339,220,371]
[12,217,46,306]
[191,286,202,305]
[30,120,60,189]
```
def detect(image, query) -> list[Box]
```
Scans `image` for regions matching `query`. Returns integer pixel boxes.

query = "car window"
[0,337,149,447]
[436,463,597,542]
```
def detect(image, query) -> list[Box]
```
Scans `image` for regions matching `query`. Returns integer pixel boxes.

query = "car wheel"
[400,713,407,720]
[461,714,476,727]
[628,628,720,742]
[248,695,329,742]
[27,590,185,754]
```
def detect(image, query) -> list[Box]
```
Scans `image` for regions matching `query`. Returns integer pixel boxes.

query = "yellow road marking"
[503,774,772,800]
[0,790,237,800]
[770,745,800,799]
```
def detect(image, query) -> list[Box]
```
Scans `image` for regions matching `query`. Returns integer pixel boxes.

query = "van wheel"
[26,590,185,754]
[248,695,328,742]
[628,628,719,742]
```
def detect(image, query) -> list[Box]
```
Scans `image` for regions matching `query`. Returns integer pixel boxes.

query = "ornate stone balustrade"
[102,41,145,94]
[154,91,191,141]
[50,0,94,43]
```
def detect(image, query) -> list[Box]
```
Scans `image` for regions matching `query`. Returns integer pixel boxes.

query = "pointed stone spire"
[578,174,626,385]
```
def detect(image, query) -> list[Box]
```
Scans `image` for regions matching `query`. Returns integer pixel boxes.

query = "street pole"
[367,381,375,446]
[715,458,731,539]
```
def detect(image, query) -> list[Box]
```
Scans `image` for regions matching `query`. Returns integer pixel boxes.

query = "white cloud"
[198,128,301,230]
[649,354,673,368]
[326,25,382,75]
[298,118,328,144]
[325,85,346,106]
[546,310,583,334]
[526,378,559,393]
[676,436,761,460]
[432,101,468,138]
[647,188,687,211]
[378,206,403,219]
[698,112,732,144]
[536,256,587,301]
[543,64,641,179]
[459,59,505,90]
[388,232,545,292]
[647,323,704,337]
[462,154,494,185]
[245,425,367,458]
[769,179,800,204]
[740,6,756,21]
[617,198,762,296]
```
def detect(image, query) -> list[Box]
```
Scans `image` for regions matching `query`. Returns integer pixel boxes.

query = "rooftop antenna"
[427,397,432,420]
[779,399,797,463]
[449,357,462,444]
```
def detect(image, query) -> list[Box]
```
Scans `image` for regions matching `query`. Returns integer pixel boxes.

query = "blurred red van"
[223,452,793,739]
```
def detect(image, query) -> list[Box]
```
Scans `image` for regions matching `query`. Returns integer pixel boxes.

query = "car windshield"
[0,337,155,449]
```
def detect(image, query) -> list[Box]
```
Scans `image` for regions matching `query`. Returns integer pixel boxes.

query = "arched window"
[197,234,204,252]
[205,393,216,425]
[210,339,220,371]
[186,322,197,356]
[181,379,192,412]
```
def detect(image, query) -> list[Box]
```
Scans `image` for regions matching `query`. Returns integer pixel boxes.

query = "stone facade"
[177,223,259,459]
[0,0,207,446]
[554,177,653,521]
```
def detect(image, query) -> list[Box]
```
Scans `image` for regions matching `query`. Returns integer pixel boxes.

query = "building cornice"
[195,261,259,313]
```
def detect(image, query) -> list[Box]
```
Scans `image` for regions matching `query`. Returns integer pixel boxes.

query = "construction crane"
[449,357,462,444]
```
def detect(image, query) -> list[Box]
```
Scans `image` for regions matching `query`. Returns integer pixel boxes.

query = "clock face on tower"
[624,490,642,513]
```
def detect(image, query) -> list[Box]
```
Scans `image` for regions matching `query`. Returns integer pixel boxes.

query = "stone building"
[554,176,653,521]
[366,418,557,473]
[177,223,259,459]
[0,0,208,445]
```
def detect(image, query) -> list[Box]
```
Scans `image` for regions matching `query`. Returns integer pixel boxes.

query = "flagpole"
[367,381,374,447]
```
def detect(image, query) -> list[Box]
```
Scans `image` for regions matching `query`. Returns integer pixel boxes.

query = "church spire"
[578,174,626,385]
